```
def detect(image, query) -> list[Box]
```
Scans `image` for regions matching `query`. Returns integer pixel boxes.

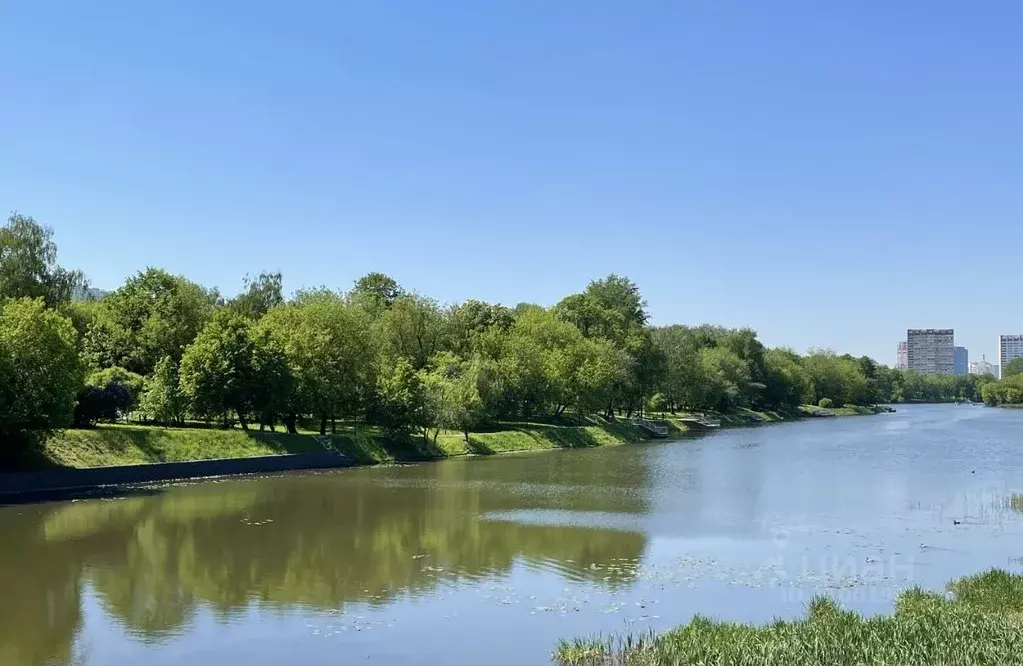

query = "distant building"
[953,347,968,375]
[1000,335,1023,377]
[71,285,108,302]
[907,329,955,375]
[896,341,908,370]
[969,356,998,378]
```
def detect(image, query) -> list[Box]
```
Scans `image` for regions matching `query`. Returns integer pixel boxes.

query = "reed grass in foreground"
[554,569,1023,666]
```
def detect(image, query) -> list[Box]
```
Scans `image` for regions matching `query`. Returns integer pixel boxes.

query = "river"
[2,404,1022,665]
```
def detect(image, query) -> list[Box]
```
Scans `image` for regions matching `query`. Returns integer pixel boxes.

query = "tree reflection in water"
[0,451,649,665]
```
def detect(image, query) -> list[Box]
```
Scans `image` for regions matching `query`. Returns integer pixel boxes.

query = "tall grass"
[554,569,1023,666]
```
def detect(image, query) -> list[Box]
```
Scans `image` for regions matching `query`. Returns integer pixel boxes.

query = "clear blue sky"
[2,1,1021,365]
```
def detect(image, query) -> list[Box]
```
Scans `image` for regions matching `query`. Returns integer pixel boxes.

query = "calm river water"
[3,405,1023,665]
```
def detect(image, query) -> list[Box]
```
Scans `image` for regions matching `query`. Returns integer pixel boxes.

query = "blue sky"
[2,1,1021,364]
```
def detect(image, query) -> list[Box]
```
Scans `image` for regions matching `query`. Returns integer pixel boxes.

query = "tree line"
[0,213,1010,463]
[982,358,1023,406]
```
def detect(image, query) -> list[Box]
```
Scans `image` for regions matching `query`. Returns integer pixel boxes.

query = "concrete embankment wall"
[0,451,353,503]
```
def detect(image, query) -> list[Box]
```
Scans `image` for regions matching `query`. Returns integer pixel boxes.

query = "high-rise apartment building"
[954,347,968,375]
[896,341,908,370]
[969,356,998,378]
[907,329,954,375]
[1000,335,1023,376]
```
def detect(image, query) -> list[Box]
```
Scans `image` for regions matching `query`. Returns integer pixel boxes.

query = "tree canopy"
[83,268,219,375]
[0,213,85,306]
[7,211,1013,467]
[258,293,375,434]
[0,298,82,461]
[229,272,283,320]
[1002,358,1023,379]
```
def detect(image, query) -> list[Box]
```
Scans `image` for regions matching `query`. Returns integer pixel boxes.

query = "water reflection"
[0,511,84,666]
[0,450,650,665]
[4,407,1023,666]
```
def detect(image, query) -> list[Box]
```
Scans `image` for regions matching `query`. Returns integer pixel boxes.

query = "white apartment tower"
[896,341,908,370]
[907,329,954,375]
[1000,335,1023,376]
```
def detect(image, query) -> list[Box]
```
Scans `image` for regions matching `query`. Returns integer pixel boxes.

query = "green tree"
[76,300,132,370]
[139,356,184,426]
[721,328,768,406]
[1003,358,1023,378]
[62,298,104,349]
[229,272,283,320]
[0,213,85,306]
[572,338,630,416]
[352,272,403,311]
[373,357,428,439]
[426,354,486,444]
[180,312,256,428]
[802,349,847,406]
[448,299,514,355]
[583,274,648,331]
[762,347,808,409]
[502,307,618,417]
[651,325,711,412]
[981,374,1023,406]
[981,382,998,406]
[379,293,449,370]
[248,327,293,431]
[0,299,83,462]
[89,268,219,375]
[555,293,621,340]
[259,294,375,434]
[555,275,660,417]
[837,356,870,406]
[874,366,904,403]
[699,345,746,411]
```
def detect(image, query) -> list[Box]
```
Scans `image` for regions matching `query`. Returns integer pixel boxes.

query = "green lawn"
[39,404,875,470]
[432,419,661,456]
[43,423,396,468]
[555,569,1023,666]
[40,416,662,469]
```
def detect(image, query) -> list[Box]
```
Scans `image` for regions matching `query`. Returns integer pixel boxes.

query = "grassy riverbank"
[656,404,879,428]
[555,569,1023,666]
[39,417,666,469]
[35,404,877,470]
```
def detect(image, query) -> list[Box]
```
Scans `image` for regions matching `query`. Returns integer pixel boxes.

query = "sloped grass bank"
[40,417,662,470]
[44,425,398,468]
[38,403,873,471]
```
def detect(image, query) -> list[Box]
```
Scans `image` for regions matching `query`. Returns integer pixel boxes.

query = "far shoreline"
[0,404,885,504]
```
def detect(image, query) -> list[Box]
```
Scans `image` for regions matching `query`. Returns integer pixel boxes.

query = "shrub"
[818,397,833,409]
[73,366,144,426]
[87,366,145,397]
[73,382,135,427]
